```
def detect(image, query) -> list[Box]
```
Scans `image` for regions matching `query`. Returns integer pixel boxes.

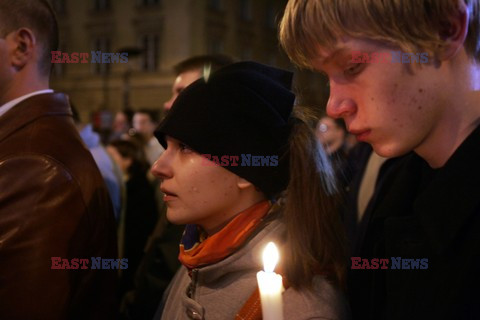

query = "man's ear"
[9,28,36,69]
[437,1,469,61]
[236,176,254,190]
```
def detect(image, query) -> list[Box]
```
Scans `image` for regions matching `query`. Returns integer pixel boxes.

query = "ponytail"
[283,106,347,289]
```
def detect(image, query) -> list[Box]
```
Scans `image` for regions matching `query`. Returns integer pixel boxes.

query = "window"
[91,37,111,75]
[140,34,160,72]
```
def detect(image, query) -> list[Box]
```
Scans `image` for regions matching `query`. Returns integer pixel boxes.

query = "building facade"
[49,0,293,123]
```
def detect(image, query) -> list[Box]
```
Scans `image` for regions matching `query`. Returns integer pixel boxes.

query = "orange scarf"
[179,200,271,269]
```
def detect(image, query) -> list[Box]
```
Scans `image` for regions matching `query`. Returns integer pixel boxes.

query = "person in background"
[280,0,480,318]
[110,108,134,142]
[107,140,158,303]
[0,0,117,318]
[163,54,235,112]
[72,104,123,221]
[316,116,347,155]
[133,109,163,166]
[316,116,352,190]
[152,61,349,320]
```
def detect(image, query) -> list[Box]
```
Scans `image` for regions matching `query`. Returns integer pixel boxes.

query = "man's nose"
[326,82,357,120]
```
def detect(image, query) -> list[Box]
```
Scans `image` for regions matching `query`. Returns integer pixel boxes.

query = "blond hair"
[279,0,480,69]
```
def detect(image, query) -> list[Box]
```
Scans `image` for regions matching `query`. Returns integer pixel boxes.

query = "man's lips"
[349,129,371,141]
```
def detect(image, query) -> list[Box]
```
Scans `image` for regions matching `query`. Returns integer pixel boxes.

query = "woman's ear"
[437,1,469,61]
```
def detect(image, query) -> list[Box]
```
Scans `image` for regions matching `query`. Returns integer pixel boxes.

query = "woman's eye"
[178,143,193,153]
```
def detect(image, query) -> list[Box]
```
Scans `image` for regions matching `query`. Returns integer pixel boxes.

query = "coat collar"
[0,92,71,144]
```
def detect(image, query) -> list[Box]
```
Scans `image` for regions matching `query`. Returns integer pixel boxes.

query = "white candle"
[256,242,284,320]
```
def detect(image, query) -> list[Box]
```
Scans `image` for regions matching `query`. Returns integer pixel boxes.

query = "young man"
[133,109,164,165]
[280,1,480,319]
[163,54,235,112]
[0,0,117,318]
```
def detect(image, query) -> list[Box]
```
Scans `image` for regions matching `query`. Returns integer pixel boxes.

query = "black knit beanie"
[154,61,295,197]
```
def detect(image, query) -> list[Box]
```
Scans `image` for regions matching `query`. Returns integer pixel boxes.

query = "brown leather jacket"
[0,93,117,319]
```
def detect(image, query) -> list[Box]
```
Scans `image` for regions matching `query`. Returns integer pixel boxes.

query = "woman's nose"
[151,151,173,180]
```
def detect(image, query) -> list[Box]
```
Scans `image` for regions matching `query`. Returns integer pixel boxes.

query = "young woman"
[151,61,349,320]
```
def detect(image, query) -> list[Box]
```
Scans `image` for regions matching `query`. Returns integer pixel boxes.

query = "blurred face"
[113,112,129,133]
[106,146,131,174]
[316,116,345,154]
[312,38,448,158]
[151,136,245,234]
[163,69,202,111]
[133,113,156,139]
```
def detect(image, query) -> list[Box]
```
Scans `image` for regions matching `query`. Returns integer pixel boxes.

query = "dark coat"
[342,142,405,255]
[349,125,480,319]
[119,172,158,296]
[0,93,118,319]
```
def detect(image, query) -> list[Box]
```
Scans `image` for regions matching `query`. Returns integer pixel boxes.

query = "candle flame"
[263,242,279,273]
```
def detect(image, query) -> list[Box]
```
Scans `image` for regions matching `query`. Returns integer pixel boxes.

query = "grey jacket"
[157,219,349,320]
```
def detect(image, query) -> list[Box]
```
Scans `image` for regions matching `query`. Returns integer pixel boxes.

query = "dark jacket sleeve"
[0,155,117,320]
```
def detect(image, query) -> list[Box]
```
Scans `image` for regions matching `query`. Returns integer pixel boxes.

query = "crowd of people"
[1,0,479,319]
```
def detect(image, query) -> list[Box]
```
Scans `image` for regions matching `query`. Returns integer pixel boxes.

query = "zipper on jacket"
[188,268,199,299]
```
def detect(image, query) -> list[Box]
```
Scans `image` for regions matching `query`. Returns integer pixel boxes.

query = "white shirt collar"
[0,89,54,118]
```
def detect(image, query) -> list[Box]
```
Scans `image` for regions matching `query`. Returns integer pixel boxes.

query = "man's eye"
[344,63,364,76]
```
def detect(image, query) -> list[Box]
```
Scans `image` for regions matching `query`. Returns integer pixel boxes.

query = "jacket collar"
[0,92,71,144]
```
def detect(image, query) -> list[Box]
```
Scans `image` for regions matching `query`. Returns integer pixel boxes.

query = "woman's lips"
[161,188,178,201]
[163,194,177,201]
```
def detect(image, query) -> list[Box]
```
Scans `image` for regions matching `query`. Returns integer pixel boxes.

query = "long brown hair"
[283,106,347,289]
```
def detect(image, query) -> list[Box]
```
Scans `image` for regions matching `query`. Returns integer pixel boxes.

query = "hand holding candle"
[256,242,284,320]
